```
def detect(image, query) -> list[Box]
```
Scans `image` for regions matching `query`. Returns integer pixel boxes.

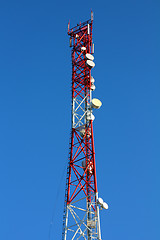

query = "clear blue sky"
[0,0,159,239]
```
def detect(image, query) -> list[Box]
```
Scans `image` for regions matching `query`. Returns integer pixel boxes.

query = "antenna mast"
[62,12,108,240]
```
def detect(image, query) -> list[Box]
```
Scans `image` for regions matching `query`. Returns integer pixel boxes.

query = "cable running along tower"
[62,13,108,240]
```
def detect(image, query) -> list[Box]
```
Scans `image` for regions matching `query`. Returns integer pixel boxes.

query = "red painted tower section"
[62,13,107,240]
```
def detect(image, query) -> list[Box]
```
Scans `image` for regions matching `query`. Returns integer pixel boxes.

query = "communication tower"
[62,12,108,240]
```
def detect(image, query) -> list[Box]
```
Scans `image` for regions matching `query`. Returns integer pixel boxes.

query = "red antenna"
[91,10,93,21]
[62,14,108,240]
[68,20,70,33]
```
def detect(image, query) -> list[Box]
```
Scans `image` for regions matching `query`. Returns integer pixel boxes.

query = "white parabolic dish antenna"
[85,53,94,61]
[102,202,109,210]
[91,98,102,109]
[98,197,104,205]
[86,60,95,68]
[81,46,86,51]
[91,76,95,83]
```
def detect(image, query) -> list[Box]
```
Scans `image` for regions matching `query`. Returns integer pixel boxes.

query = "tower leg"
[64,207,68,240]
[96,193,102,240]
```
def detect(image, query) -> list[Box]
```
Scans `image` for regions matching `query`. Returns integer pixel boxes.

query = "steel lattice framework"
[62,13,103,240]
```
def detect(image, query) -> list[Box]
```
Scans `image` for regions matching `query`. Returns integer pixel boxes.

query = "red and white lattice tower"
[62,12,108,240]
